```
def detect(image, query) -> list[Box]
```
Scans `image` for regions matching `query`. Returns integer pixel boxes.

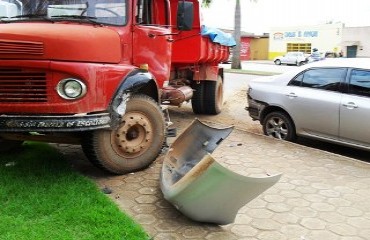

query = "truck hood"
[0,23,121,63]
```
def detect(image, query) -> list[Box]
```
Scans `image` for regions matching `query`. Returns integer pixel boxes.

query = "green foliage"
[202,0,212,7]
[0,142,149,240]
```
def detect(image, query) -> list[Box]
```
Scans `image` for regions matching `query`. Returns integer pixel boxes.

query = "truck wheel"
[191,81,205,114]
[0,139,23,153]
[82,94,165,174]
[204,75,223,115]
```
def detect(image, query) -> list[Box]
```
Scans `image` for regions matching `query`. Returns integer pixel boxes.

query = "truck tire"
[0,139,23,153]
[191,81,205,114]
[82,94,165,174]
[203,75,223,115]
[191,76,223,115]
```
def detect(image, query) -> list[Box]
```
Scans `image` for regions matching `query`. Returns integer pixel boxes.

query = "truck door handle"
[285,93,297,98]
[343,102,358,109]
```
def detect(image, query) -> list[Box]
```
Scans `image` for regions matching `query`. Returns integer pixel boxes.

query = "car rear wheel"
[262,112,296,141]
[274,59,281,65]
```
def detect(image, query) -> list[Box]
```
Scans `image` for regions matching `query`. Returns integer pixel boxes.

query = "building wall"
[239,37,269,60]
[341,27,370,57]
[269,23,344,60]
[250,38,269,60]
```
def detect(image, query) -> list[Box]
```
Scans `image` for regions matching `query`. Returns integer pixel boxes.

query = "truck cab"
[0,0,231,174]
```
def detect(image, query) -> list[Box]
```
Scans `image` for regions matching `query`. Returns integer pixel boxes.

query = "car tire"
[82,94,165,174]
[274,59,281,65]
[262,111,296,141]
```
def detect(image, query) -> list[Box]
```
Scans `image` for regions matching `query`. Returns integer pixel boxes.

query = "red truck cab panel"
[132,0,172,88]
[0,23,122,63]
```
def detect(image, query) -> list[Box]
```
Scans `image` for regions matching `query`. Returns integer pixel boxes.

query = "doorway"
[346,45,357,58]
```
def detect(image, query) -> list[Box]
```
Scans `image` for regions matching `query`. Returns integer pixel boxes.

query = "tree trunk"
[231,0,241,69]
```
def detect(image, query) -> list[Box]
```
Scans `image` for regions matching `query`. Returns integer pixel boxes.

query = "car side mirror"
[177,1,194,31]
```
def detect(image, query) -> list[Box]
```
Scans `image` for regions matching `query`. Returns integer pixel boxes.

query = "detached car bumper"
[160,119,281,225]
[0,113,111,132]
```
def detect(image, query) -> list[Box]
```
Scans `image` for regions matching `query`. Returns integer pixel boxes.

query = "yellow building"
[250,37,269,60]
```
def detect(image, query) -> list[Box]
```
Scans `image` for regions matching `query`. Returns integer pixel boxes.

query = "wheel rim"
[111,112,153,158]
[265,116,289,140]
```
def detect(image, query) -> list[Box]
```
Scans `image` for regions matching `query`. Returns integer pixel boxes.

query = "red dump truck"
[0,0,231,174]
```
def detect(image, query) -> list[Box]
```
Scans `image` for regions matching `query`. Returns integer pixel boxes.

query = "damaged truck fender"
[109,70,160,129]
[81,71,165,174]
[160,119,282,225]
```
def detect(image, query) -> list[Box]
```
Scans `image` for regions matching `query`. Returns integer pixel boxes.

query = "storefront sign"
[283,30,319,38]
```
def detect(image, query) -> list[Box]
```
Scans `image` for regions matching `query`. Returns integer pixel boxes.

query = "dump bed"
[171,27,230,64]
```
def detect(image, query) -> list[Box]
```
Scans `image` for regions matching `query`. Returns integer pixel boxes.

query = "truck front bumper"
[0,113,111,132]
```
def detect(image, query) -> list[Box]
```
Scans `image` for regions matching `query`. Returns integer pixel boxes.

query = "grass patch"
[0,142,149,240]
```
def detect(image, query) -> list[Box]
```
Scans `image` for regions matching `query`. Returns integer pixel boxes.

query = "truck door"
[132,0,172,88]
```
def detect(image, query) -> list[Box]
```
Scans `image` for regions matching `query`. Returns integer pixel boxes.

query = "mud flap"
[160,119,282,225]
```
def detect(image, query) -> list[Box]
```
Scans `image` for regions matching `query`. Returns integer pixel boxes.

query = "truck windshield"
[0,0,127,26]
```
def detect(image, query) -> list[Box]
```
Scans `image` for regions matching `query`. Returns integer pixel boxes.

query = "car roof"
[304,58,370,69]
[268,58,370,83]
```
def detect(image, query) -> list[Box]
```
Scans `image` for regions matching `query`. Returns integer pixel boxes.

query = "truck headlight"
[57,78,87,100]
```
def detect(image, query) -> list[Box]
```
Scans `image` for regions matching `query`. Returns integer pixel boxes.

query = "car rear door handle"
[343,102,358,109]
[285,93,297,98]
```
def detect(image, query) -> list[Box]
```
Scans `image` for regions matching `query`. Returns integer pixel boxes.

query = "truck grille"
[0,68,47,102]
[0,39,44,55]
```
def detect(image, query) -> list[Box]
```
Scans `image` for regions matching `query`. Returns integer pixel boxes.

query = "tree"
[231,0,242,69]
[202,0,257,69]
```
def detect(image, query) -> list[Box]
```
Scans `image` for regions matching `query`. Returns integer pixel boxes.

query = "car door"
[339,69,370,147]
[283,68,347,139]
[283,52,295,64]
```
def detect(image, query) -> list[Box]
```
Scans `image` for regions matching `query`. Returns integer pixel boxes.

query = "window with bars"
[287,43,312,54]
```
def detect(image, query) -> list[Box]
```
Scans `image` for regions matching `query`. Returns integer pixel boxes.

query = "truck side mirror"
[177,1,194,31]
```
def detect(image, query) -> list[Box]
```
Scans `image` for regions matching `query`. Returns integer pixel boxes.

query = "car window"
[289,68,347,91]
[349,69,370,97]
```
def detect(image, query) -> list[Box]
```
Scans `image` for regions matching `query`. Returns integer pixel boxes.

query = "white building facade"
[341,27,370,58]
[269,23,344,60]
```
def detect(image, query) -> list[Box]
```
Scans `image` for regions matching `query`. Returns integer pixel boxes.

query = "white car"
[274,52,308,66]
[246,58,370,151]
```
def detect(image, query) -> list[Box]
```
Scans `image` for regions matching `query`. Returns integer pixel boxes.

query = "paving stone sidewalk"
[54,115,370,240]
